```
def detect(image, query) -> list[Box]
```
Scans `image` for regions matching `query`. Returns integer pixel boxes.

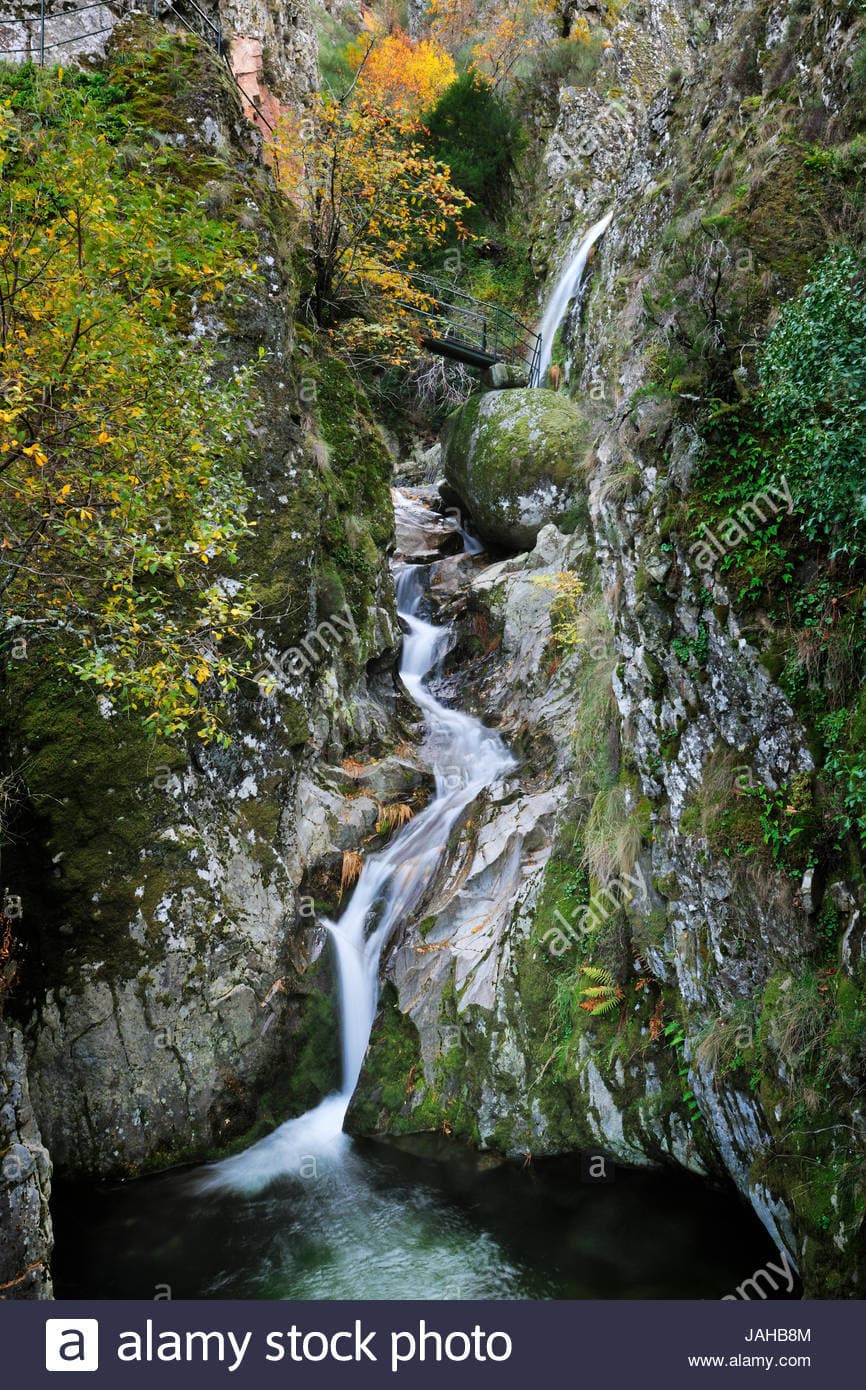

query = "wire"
[0,3,277,141]
[1,26,116,55]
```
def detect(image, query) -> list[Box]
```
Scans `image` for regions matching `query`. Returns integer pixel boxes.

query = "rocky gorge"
[1,0,865,1301]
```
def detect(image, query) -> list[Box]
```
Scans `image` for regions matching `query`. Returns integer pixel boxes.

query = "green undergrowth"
[639,60,866,891]
[1,662,189,985]
[0,26,395,1012]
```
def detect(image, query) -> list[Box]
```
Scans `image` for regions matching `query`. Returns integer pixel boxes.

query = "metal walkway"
[406,275,542,384]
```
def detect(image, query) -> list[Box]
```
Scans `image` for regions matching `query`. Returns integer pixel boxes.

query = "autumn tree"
[272,85,471,363]
[345,27,456,121]
[0,72,258,743]
[427,0,560,85]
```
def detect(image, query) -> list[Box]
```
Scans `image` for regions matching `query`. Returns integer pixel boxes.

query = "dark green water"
[53,1133,791,1300]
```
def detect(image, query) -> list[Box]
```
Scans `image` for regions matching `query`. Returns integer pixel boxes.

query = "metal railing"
[405,273,542,384]
[0,0,122,62]
[0,1,279,133]
[156,0,220,60]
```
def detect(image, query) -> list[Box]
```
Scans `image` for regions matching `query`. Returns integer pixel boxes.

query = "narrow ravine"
[49,491,783,1301]
[197,492,515,1196]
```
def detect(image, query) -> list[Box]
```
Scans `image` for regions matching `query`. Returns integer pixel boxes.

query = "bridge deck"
[406,275,541,384]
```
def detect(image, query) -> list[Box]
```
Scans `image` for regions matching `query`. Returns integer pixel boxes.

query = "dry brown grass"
[597,456,641,505]
[690,745,742,840]
[583,783,642,887]
[376,802,415,836]
[339,850,364,899]
[0,915,16,997]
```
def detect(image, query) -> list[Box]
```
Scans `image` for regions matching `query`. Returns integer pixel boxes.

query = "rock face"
[4,0,865,1306]
[531,0,692,275]
[0,1022,52,1300]
[442,388,593,550]
[351,0,866,1299]
[567,0,866,1295]
[218,0,318,102]
[0,0,318,96]
[2,29,403,1181]
[351,507,706,1182]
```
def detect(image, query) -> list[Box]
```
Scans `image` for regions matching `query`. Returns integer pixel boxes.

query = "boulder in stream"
[442,387,593,550]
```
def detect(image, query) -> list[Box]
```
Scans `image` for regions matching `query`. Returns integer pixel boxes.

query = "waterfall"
[199,497,514,1194]
[536,210,613,387]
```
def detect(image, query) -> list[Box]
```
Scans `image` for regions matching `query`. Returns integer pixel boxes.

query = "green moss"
[295,351,395,630]
[653,872,681,899]
[632,907,668,954]
[348,982,477,1139]
[110,20,239,143]
[532,837,591,954]
[644,652,666,701]
[2,660,194,982]
[748,147,852,291]
[442,387,593,548]
[282,985,342,1116]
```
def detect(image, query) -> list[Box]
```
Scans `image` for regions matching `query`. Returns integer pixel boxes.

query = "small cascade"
[199,493,514,1195]
[61,490,787,1304]
[536,210,613,387]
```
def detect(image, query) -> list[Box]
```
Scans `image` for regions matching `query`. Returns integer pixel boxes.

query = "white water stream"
[536,210,613,386]
[64,493,782,1302]
[200,495,514,1195]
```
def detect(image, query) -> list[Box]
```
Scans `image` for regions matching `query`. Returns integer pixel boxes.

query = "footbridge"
[405,275,542,385]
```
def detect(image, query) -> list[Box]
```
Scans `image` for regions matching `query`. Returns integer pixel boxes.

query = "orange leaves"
[340,850,364,899]
[346,28,456,121]
[650,995,665,1043]
[428,0,558,85]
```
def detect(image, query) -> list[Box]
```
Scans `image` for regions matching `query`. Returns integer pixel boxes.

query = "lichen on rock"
[442,387,594,550]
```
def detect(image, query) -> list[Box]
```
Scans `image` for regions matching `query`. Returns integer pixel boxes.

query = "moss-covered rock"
[442,387,594,550]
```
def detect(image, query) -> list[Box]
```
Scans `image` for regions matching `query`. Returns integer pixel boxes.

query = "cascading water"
[54,489,784,1301]
[198,498,514,1196]
[535,210,613,387]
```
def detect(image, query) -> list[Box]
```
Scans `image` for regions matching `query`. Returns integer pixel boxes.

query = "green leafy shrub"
[421,70,523,217]
[759,247,866,558]
[816,705,866,851]
[0,65,258,742]
[852,36,866,96]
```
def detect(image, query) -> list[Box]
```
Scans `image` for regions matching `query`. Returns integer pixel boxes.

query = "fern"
[578,965,623,1016]
[664,1018,702,1121]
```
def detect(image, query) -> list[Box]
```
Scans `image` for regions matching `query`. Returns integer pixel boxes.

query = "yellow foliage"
[0,75,257,743]
[530,570,586,652]
[428,0,559,84]
[346,29,456,120]
[270,92,471,363]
